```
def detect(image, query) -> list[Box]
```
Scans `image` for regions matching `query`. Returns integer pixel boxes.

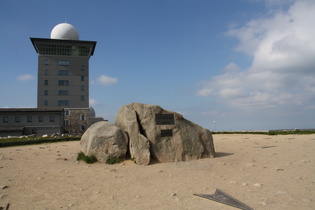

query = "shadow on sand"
[215,152,234,158]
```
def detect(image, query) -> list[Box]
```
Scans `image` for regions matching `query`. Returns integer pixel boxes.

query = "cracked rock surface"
[115,102,215,165]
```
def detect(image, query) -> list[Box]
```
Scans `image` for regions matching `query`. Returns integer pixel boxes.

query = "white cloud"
[89,99,99,105]
[16,74,35,81]
[198,0,315,111]
[95,74,118,85]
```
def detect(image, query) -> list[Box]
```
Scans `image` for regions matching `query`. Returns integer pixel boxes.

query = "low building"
[0,107,104,137]
[0,108,64,137]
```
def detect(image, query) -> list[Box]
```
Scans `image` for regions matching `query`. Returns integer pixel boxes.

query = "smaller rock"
[171,193,177,196]
[0,185,8,189]
[242,182,248,186]
[0,194,4,200]
[301,160,310,163]
[302,198,311,202]
[229,181,237,184]
[67,204,74,208]
[56,157,68,161]
[253,183,262,187]
[271,167,284,171]
[260,201,267,207]
[218,162,226,165]
[276,190,288,195]
[245,163,255,167]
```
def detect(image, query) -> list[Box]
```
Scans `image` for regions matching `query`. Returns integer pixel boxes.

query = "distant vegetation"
[212,129,315,135]
[0,136,80,147]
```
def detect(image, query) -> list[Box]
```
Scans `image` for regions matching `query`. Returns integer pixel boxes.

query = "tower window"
[65,119,70,126]
[80,114,86,121]
[3,116,8,123]
[81,95,85,101]
[81,65,85,71]
[44,59,49,65]
[44,90,48,95]
[58,100,69,106]
[38,116,44,122]
[58,70,69,76]
[50,116,55,122]
[27,116,32,123]
[44,100,48,106]
[44,69,49,75]
[58,60,70,66]
[81,85,85,91]
[15,116,20,123]
[65,110,70,116]
[44,80,48,86]
[58,90,69,95]
[58,80,69,86]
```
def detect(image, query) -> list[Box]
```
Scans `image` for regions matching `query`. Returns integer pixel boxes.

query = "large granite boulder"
[115,102,215,165]
[80,121,128,163]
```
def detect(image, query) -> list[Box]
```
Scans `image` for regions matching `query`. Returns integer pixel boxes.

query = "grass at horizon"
[212,130,315,135]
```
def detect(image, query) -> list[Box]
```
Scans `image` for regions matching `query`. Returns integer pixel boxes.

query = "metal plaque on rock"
[161,129,173,137]
[155,114,175,125]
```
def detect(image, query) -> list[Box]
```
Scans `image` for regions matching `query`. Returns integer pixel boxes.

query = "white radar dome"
[50,23,79,40]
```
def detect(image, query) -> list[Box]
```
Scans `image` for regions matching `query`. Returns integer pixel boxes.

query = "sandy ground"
[0,134,314,210]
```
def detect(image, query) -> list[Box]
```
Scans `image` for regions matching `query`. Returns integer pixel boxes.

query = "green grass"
[0,136,80,147]
[212,129,315,135]
[0,136,51,143]
[77,152,98,164]
[106,158,123,165]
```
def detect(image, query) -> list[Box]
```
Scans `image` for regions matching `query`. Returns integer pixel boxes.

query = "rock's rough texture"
[115,102,215,165]
[115,104,151,165]
[80,121,128,163]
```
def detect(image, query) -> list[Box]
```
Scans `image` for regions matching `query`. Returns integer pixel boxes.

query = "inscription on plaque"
[155,114,175,125]
[161,129,173,137]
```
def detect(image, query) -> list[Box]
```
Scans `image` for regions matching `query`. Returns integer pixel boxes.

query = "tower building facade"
[31,23,96,109]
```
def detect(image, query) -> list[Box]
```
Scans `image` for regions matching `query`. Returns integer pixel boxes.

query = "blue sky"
[0,0,314,131]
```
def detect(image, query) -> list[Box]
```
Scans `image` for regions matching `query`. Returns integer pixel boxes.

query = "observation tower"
[31,23,97,109]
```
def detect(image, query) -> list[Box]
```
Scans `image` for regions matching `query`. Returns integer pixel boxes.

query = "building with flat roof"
[30,23,96,108]
[0,108,64,136]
